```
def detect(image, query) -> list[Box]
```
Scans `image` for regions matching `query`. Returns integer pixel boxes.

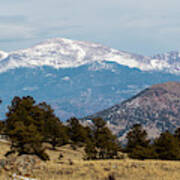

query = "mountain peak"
[151,81,180,94]
[0,38,179,74]
[0,38,152,73]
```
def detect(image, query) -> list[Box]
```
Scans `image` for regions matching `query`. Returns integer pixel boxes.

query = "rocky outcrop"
[0,154,44,178]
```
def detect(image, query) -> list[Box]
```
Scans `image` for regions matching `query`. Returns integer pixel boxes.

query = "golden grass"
[0,140,10,159]
[0,142,180,180]
[36,159,180,180]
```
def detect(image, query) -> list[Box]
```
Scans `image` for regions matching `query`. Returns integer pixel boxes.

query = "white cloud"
[0,24,36,40]
[1,0,180,54]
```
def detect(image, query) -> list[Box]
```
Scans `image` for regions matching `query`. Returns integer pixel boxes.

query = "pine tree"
[174,127,180,141]
[125,124,150,153]
[124,124,155,159]
[0,121,5,134]
[85,117,119,159]
[38,102,69,149]
[154,131,180,160]
[5,96,49,160]
[67,117,89,146]
[84,140,97,160]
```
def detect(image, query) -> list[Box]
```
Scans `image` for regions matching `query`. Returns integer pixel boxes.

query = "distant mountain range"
[0,38,179,120]
[85,82,180,140]
[0,38,180,74]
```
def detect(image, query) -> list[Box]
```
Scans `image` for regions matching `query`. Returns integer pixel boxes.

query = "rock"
[116,152,129,159]
[68,159,74,165]
[0,159,7,168]
[2,154,43,177]
[12,173,37,180]
[58,153,64,160]
[106,173,116,180]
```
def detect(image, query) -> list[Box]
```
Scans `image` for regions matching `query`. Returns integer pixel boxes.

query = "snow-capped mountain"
[0,38,179,74]
[0,50,8,61]
[0,38,179,121]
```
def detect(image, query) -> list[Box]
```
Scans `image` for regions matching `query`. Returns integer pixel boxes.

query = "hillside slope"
[85,82,180,139]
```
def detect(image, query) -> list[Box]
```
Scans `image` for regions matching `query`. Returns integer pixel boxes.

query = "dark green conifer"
[85,117,119,159]
[5,96,49,160]
[124,124,155,159]
[67,117,89,145]
[125,124,150,153]
[39,102,69,149]
[154,131,180,160]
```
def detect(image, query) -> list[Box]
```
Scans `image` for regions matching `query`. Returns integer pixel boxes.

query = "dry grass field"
[0,141,180,180]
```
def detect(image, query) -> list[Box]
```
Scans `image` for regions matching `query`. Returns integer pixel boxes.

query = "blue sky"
[1,0,180,55]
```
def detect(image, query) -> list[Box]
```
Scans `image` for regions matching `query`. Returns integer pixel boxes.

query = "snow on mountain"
[0,38,179,74]
[152,51,180,73]
[0,50,8,61]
